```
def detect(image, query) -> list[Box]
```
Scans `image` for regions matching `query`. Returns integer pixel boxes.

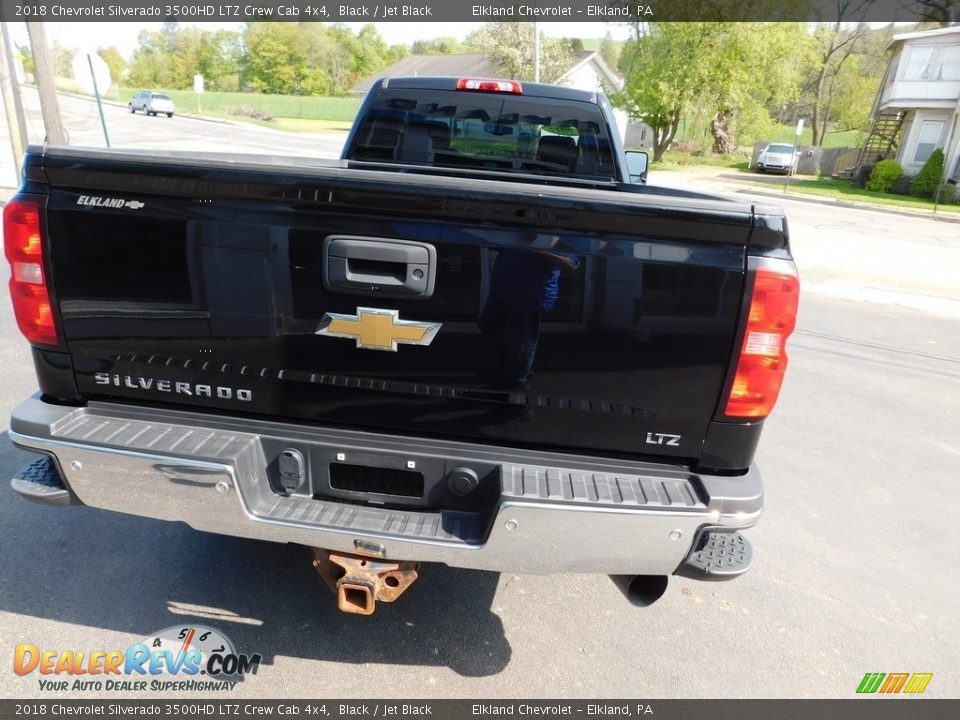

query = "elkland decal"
[76,196,145,210]
[13,625,261,693]
[856,672,933,695]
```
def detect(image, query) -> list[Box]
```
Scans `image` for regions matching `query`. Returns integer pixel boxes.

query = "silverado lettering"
[5,77,798,615]
[93,373,252,401]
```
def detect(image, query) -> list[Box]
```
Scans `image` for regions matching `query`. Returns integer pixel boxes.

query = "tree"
[97,47,126,87]
[467,23,576,83]
[51,43,76,78]
[127,22,404,96]
[411,37,469,55]
[196,30,243,92]
[241,23,311,94]
[795,18,892,146]
[910,148,944,198]
[614,21,810,159]
[829,48,888,134]
[700,23,808,154]
[613,23,723,161]
[15,45,34,76]
[599,32,621,71]
[17,41,75,79]
[903,0,960,24]
[240,23,405,96]
[804,18,868,147]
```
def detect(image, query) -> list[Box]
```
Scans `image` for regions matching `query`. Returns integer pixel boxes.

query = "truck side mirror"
[626,151,649,184]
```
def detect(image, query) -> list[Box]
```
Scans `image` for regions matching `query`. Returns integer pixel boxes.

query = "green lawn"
[654,150,748,169]
[55,77,361,128]
[116,86,361,123]
[777,177,960,214]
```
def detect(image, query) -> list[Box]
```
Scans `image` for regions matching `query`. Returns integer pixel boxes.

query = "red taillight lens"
[724,267,799,418]
[456,78,523,94]
[4,196,58,346]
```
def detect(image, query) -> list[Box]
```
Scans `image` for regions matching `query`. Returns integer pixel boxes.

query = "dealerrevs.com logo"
[14,625,261,692]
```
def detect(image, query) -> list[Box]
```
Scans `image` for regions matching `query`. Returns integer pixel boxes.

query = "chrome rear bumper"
[10,394,762,575]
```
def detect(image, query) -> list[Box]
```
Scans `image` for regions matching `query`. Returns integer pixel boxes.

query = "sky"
[7,21,633,58]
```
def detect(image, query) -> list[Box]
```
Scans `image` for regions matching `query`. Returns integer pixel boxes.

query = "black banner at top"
[0,0,957,23]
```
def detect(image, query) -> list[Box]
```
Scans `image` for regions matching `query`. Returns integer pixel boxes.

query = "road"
[653,167,960,314]
[0,88,346,187]
[0,97,959,699]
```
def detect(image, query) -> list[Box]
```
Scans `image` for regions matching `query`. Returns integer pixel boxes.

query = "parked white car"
[756,143,799,175]
[129,91,175,118]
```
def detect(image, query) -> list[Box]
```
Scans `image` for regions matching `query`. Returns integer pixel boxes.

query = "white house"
[870,26,960,181]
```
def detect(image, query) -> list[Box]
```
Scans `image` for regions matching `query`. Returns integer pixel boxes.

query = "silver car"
[756,143,799,175]
[129,91,175,118]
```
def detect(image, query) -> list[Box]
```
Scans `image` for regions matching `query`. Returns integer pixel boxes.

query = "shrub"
[227,106,273,121]
[910,148,944,198]
[890,174,915,195]
[941,182,960,205]
[866,159,903,193]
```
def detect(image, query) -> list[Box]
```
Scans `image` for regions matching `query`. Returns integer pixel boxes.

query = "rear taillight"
[456,78,523,94]
[723,263,799,419]
[3,195,58,346]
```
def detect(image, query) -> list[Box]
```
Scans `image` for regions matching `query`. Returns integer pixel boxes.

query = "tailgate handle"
[324,236,436,300]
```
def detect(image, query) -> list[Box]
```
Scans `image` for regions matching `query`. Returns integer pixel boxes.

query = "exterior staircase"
[835,112,906,179]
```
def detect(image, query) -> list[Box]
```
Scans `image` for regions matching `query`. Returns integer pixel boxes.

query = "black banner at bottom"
[0,700,958,720]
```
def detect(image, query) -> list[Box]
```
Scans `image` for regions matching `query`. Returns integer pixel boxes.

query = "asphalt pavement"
[0,88,346,187]
[1,290,957,698]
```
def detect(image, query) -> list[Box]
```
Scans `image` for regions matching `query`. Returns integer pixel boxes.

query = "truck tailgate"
[35,149,752,463]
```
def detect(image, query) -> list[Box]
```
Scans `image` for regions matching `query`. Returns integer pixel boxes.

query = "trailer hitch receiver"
[312,549,419,615]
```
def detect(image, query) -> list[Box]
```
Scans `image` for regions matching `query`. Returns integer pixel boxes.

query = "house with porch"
[855,26,960,184]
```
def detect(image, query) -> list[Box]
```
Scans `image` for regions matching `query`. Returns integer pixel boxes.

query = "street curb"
[717,177,960,224]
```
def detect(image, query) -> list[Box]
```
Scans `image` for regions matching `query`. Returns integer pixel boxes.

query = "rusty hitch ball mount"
[312,548,420,615]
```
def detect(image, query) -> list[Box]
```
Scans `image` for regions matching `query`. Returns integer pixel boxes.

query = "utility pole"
[0,22,29,177]
[25,22,66,145]
[533,23,541,83]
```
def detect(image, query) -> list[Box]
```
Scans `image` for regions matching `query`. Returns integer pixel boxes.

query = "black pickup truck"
[5,77,798,614]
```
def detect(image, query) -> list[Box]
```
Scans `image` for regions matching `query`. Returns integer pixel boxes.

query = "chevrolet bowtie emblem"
[316,307,441,351]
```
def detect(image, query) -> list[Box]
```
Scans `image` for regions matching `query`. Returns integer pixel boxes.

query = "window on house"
[902,46,937,80]
[913,120,944,164]
[940,45,960,81]
[901,45,960,81]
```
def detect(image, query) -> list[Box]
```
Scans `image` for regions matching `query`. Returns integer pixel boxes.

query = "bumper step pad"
[11,456,73,506]
[678,531,753,581]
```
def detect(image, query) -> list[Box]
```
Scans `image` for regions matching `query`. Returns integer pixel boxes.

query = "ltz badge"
[315,307,441,351]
